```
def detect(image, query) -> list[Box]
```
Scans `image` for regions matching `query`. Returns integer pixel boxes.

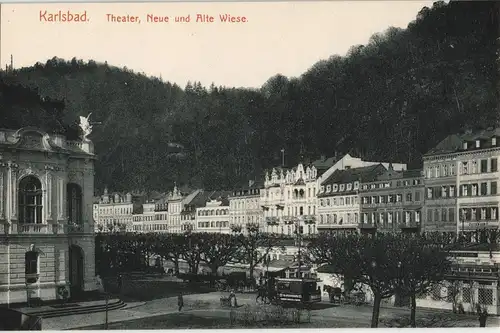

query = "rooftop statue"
[79,113,93,141]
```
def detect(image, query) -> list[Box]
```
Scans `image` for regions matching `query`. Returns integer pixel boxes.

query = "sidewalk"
[42,291,500,330]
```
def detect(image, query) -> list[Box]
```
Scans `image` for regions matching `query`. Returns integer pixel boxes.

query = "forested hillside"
[0,0,498,193]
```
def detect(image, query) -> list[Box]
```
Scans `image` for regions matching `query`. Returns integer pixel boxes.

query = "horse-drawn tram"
[276,277,322,303]
[257,277,322,305]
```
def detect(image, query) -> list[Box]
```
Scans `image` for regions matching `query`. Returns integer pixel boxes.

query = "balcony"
[18,224,48,234]
[358,222,377,230]
[67,222,85,233]
[265,217,279,226]
[462,220,500,230]
[399,221,421,230]
[303,215,316,224]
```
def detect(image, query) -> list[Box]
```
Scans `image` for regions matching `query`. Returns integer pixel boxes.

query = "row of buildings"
[1,123,499,316]
[94,128,500,237]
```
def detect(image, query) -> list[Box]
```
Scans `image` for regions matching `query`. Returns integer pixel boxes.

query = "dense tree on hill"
[0,1,497,192]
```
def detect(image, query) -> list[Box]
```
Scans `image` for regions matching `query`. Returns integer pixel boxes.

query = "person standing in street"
[178,292,184,312]
[477,304,488,327]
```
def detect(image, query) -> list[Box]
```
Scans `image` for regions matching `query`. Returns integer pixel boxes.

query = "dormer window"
[333,184,338,192]
[320,186,325,193]
[340,184,345,191]
[326,185,332,192]
[347,183,352,191]
[354,182,360,190]
[476,140,480,148]
[463,142,468,150]
[493,137,497,146]
[370,184,376,189]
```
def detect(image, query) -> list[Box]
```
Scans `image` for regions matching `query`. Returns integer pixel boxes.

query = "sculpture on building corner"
[79,113,93,141]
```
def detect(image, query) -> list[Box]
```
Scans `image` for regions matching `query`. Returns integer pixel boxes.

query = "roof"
[316,264,341,274]
[320,164,386,187]
[187,190,212,208]
[192,190,231,208]
[311,156,339,172]
[425,128,500,156]
[263,259,294,272]
[402,169,422,179]
[182,189,202,205]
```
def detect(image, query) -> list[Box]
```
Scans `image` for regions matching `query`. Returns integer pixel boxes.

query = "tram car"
[275,277,322,304]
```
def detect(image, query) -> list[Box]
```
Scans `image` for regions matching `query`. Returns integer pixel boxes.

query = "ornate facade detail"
[0,169,4,219]
[45,170,52,220]
[57,176,65,219]
[9,163,18,219]
[20,134,45,150]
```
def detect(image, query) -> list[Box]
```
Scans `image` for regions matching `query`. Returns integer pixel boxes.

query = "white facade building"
[0,127,98,304]
[93,188,133,232]
[261,163,319,236]
[195,192,231,234]
[229,180,262,234]
[167,186,183,234]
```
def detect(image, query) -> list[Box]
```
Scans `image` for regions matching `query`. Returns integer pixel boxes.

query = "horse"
[256,284,278,304]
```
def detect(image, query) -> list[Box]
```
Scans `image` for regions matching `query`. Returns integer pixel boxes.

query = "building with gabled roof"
[317,164,387,233]
[359,165,424,234]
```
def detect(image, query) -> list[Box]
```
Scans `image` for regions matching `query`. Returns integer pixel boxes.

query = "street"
[42,290,493,330]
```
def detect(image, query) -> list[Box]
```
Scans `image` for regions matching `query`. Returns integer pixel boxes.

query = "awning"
[257,259,293,272]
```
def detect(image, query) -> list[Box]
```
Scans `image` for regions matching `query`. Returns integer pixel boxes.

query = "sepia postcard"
[0,0,499,330]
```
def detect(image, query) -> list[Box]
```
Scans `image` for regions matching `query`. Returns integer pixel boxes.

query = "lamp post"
[296,220,302,279]
[460,209,466,243]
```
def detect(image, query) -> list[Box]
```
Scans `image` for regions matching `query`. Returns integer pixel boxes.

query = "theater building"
[0,126,98,304]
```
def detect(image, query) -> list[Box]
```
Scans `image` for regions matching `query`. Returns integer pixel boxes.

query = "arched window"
[19,176,43,224]
[67,183,83,225]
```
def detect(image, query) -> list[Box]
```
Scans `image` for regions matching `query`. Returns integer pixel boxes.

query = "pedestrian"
[117,273,123,293]
[229,289,238,308]
[477,304,488,327]
[178,292,184,312]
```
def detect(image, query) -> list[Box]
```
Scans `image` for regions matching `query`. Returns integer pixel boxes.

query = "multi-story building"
[167,186,183,234]
[93,188,133,232]
[261,162,323,236]
[180,190,205,232]
[132,201,160,232]
[317,164,387,233]
[194,191,231,234]
[260,154,408,236]
[316,153,407,187]
[423,128,500,233]
[229,180,262,234]
[359,166,423,233]
[0,126,98,304]
[153,196,169,232]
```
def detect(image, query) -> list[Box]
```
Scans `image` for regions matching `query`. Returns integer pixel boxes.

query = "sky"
[1,1,435,88]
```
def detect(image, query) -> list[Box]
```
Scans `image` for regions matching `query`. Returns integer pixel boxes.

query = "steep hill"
[0,0,498,193]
